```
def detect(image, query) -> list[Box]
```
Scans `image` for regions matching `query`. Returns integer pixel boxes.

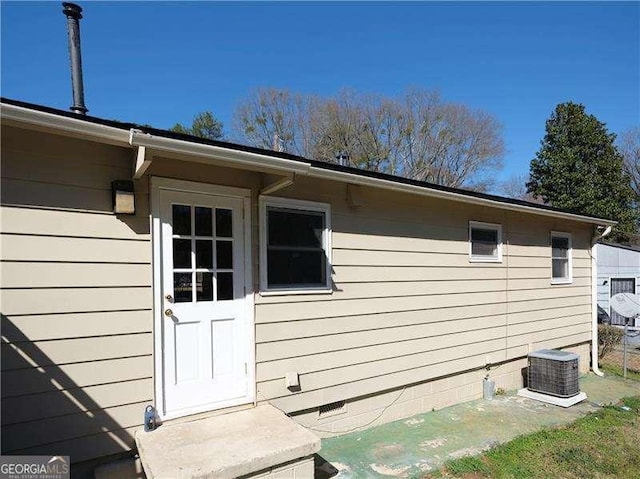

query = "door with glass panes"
[159,189,249,416]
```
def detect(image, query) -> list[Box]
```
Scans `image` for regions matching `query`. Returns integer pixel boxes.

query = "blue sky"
[2,1,638,186]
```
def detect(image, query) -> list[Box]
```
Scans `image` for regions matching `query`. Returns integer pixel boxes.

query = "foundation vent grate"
[318,400,346,417]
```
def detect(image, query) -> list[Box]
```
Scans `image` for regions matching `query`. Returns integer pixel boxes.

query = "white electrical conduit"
[591,225,613,376]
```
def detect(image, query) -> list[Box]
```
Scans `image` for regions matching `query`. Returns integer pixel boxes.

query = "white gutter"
[308,164,617,226]
[591,225,613,376]
[129,129,312,176]
[129,130,616,227]
[0,103,617,227]
[1,102,130,145]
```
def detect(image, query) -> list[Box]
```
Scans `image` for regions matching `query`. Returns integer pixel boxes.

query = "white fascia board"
[308,165,617,226]
[1,103,130,145]
[130,129,616,227]
[129,129,312,176]
[2,103,615,227]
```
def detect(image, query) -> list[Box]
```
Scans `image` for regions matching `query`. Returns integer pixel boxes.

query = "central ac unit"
[527,349,580,398]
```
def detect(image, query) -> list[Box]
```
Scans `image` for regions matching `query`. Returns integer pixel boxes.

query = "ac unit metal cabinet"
[527,349,580,398]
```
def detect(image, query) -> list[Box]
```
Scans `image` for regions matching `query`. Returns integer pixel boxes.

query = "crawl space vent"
[318,400,346,418]
[527,349,579,398]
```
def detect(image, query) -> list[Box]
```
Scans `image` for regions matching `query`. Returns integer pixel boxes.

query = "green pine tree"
[171,111,224,140]
[527,102,638,242]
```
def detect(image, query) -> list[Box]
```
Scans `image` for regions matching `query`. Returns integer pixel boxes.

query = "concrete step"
[135,405,320,479]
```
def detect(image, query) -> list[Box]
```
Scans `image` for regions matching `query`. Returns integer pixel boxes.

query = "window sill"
[551,278,573,285]
[259,288,333,297]
[469,257,502,263]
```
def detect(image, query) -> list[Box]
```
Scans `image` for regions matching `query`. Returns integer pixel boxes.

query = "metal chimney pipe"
[62,2,88,114]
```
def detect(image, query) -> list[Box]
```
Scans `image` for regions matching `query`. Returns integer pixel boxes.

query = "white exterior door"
[156,184,252,417]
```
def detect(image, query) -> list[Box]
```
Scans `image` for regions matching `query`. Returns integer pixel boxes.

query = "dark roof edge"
[0,96,616,224]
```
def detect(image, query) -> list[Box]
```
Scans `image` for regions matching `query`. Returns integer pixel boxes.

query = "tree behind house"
[618,126,640,200]
[171,111,224,140]
[233,88,504,191]
[527,102,638,242]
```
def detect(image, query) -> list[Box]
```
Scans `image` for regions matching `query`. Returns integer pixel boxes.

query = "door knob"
[164,308,173,317]
[165,294,173,302]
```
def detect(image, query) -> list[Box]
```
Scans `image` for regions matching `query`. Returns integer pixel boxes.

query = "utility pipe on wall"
[591,225,613,376]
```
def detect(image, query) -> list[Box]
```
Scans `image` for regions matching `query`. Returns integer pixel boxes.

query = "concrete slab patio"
[316,374,640,478]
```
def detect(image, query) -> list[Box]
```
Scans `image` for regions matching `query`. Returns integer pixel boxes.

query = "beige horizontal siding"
[259,337,506,396]
[256,303,507,341]
[1,126,152,462]
[1,287,151,315]
[2,401,145,454]
[258,314,507,363]
[1,262,151,288]
[333,230,465,254]
[2,355,153,398]
[333,265,509,282]
[5,425,139,464]
[508,295,591,313]
[1,177,150,219]
[1,205,150,240]
[508,304,592,325]
[508,322,592,349]
[256,291,507,323]
[255,175,594,414]
[2,333,152,370]
[264,348,507,412]
[533,332,592,351]
[1,311,151,341]
[1,234,151,263]
[332,249,506,268]
[2,378,153,425]
[257,279,508,304]
[508,313,588,337]
[257,318,507,381]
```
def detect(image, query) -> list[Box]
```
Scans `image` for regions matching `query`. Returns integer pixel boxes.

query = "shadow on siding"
[1,315,138,466]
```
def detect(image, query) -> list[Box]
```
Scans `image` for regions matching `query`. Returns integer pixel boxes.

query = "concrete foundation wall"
[292,342,591,438]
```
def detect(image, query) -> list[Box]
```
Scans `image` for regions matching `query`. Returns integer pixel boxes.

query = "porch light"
[112,180,135,214]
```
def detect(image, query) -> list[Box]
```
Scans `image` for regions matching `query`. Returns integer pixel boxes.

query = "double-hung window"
[469,221,502,262]
[551,232,572,284]
[260,197,331,293]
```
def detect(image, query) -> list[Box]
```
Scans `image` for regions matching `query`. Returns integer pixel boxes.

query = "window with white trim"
[551,231,572,284]
[469,222,502,262]
[260,197,331,293]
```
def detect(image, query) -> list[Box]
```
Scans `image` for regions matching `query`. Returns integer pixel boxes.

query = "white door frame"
[151,176,255,419]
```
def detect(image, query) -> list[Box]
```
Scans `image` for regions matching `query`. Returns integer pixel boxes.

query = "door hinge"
[244,363,248,375]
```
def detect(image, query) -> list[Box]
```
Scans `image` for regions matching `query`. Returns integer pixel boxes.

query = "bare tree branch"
[233,88,504,190]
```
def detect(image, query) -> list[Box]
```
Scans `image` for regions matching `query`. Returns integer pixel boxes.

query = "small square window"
[551,232,572,284]
[260,197,331,293]
[469,222,502,262]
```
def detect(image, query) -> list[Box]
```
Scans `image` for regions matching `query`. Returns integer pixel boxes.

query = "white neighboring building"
[597,242,640,327]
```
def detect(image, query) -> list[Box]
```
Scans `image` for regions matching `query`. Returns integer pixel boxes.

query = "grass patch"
[430,396,640,479]
[445,456,490,476]
[600,363,640,382]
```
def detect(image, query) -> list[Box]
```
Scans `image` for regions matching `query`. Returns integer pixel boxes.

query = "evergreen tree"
[527,102,637,242]
[171,111,223,140]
